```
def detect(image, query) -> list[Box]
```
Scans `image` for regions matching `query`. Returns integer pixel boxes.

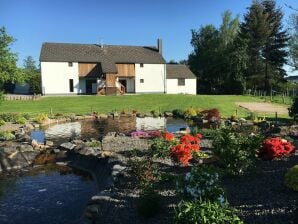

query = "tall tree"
[0,27,24,91]
[23,56,41,94]
[289,13,298,69]
[240,0,289,92]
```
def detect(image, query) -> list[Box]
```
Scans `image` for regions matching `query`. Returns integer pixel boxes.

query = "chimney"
[157,38,162,55]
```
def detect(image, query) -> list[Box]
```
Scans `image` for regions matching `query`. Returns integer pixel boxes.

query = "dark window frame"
[140,79,144,83]
[178,78,185,86]
[140,63,144,67]
[69,79,74,92]
[68,62,73,67]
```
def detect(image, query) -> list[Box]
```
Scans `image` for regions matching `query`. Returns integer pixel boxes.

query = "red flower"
[258,137,295,160]
[163,132,175,141]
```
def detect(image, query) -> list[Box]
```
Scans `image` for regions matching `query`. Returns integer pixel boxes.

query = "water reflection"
[0,165,95,224]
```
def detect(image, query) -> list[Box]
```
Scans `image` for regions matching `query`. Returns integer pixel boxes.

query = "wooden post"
[275,112,278,125]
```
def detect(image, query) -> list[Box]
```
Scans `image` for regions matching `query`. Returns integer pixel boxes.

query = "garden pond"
[0,165,96,224]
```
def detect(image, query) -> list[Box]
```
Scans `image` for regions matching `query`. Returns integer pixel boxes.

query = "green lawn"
[0,94,286,118]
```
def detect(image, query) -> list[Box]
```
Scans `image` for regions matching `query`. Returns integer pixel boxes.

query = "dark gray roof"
[166,64,196,79]
[40,42,165,73]
[286,75,298,81]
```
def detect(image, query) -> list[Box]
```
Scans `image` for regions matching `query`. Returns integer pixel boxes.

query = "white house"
[40,39,196,95]
[166,64,197,94]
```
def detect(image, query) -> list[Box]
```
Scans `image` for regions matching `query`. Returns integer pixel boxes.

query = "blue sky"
[1,0,297,69]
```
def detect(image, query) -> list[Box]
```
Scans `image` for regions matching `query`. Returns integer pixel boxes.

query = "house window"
[69,79,74,92]
[68,62,73,67]
[140,79,144,83]
[178,78,185,86]
[140,63,144,67]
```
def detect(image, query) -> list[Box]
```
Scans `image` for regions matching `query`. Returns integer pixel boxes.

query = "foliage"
[150,132,177,157]
[184,107,197,119]
[172,109,184,118]
[200,108,221,123]
[0,119,5,126]
[240,0,289,92]
[0,112,24,123]
[289,97,298,119]
[0,26,24,91]
[0,91,3,103]
[285,164,298,191]
[212,128,263,175]
[137,186,161,218]
[170,134,202,166]
[258,137,295,160]
[289,13,298,69]
[35,113,48,124]
[177,166,225,203]
[174,199,243,224]
[23,56,41,94]
[128,158,160,189]
[15,117,27,125]
[0,131,15,140]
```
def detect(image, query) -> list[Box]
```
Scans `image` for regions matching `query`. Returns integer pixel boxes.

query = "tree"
[0,27,24,91]
[289,13,298,69]
[189,11,244,94]
[23,56,41,94]
[240,0,289,92]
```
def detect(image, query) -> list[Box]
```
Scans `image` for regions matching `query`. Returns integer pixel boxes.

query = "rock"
[60,142,76,150]
[56,161,68,166]
[91,195,112,202]
[239,118,246,122]
[72,139,84,145]
[45,140,54,146]
[105,132,117,137]
[33,123,40,128]
[18,144,34,152]
[84,204,99,219]
[112,164,126,172]
[164,111,173,117]
[52,148,60,153]
[145,113,153,117]
[24,123,34,131]
[136,113,145,118]
[31,139,39,148]
[78,147,100,156]
[98,114,108,119]
[56,150,68,159]
[34,153,56,165]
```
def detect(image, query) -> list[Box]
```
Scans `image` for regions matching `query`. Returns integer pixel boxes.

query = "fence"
[4,94,42,101]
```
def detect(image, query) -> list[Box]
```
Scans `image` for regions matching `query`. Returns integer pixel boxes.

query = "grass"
[0,94,288,118]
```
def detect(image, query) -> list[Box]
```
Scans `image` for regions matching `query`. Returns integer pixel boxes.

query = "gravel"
[223,155,298,224]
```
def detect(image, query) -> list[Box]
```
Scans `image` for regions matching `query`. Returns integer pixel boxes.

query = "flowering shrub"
[213,128,263,175]
[258,137,295,160]
[170,134,202,165]
[131,130,161,138]
[200,108,221,123]
[177,166,226,204]
[183,107,197,119]
[163,131,175,141]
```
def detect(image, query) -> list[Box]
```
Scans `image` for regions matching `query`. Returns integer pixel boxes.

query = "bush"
[176,166,225,203]
[150,136,177,157]
[212,128,263,175]
[289,97,298,119]
[184,107,197,119]
[0,119,5,126]
[0,131,15,141]
[172,109,184,118]
[174,200,243,224]
[137,186,161,218]
[15,117,27,125]
[258,137,295,160]
[0,113,22,122]
[35,113,48,124]
[285,165,298,191]
[200,108,221,123]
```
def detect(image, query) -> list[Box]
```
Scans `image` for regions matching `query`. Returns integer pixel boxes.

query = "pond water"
[0,165,95,224]
[32,117,189,144]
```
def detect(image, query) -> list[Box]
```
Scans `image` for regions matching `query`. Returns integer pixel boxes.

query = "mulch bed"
[223,155,298,224]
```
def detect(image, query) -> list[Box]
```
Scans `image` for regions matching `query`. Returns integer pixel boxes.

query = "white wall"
[135,64,166,93]
[41,62,79,95]
[136,117,166,131]
[166,79,196,95]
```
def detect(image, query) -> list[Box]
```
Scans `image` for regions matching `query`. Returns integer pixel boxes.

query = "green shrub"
[0,119,5,126]
[22,113,31,120]
[0,131,15,141]
[0,113,22,122]
[150,137,178,158]
[137,186,161,218]
[35,113,48,124]
[85,141,101,147]
[212,128,264,175]
[285,165,298,191]
[289,97,298,119]
[172,109,184,118]
[174,200,243,224]
[150,110,160,118]
[15,117,27,125]
[176,166,225,203]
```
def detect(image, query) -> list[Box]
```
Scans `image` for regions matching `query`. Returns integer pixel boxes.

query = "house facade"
[40,39,196,95]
